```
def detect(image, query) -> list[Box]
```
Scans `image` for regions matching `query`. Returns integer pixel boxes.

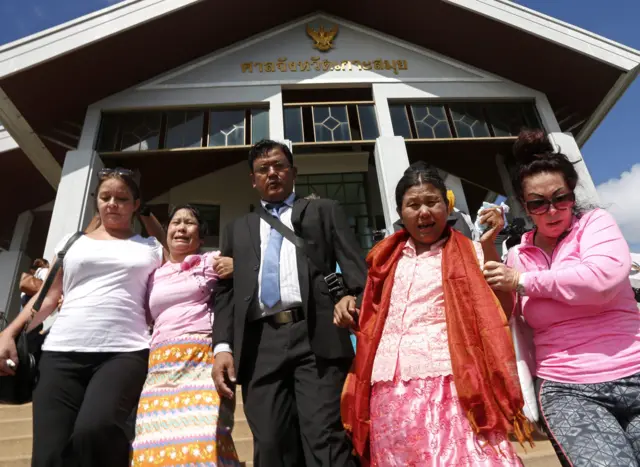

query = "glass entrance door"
[295,172,376,254]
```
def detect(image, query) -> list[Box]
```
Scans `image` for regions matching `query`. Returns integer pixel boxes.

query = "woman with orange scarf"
[337,162,531,466]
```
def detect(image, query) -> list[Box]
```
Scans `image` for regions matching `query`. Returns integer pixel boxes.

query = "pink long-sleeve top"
[507,208,640,384]
[147,251,219,346]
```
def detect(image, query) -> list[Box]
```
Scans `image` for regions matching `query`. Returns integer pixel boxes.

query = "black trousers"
[31,349,149,467]
[241,319,355,467]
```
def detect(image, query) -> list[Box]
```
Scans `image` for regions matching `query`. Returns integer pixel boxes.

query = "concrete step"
[0,401,560,467]
[234,437,254,464]
[0,418,32,438]
[0,436,32,459]
[233,418,252,440]
[0,455,31,467]
[233,386,252,463]
[517,440,561,467]
[0,404,32,420]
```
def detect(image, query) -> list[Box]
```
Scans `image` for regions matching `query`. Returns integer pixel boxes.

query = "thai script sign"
[241,57,409,75]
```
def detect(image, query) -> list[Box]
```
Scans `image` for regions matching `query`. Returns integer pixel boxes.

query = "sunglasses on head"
[98,167,139,183]
[525,192,575,215]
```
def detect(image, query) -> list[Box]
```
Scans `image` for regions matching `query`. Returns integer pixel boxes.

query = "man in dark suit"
[212,140,366,467]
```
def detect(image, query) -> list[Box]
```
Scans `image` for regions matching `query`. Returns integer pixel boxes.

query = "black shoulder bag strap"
[256,208,316,261]
[257,208,350,304]
[29,231,84,321]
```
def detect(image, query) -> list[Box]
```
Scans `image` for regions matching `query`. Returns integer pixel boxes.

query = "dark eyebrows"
[527,187,569,198]
[403,195,441,204]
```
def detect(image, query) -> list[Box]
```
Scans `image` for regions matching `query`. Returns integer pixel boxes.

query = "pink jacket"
[507,208,640,384]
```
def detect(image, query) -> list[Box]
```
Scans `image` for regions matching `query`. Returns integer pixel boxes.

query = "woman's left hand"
[478,207,505,244]
[214,256,234,279]
[483,261,520,292]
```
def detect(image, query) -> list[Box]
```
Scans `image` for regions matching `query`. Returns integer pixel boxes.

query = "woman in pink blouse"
[131,205,240,467]
[338,162,530,467]
[484,129,640,467]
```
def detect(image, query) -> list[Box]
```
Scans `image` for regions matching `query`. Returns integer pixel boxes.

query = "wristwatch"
[139,205,151,217]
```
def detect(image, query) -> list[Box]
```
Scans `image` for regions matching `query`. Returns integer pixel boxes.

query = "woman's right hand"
[0,331,18,376]
[483,261,520,292]
[214,256,234,280]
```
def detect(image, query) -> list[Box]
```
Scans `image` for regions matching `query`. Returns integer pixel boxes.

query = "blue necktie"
[260,203,285,308]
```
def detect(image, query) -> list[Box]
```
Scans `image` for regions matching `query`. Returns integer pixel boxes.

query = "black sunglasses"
[525,192,575,215]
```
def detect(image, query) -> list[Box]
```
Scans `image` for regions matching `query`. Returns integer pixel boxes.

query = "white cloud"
[596,164,640,249]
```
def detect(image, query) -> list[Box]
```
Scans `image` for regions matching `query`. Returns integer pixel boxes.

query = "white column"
[439,172,470,215]
[0,211,34,322]
[372,84,394,137]
[374,136,410,231]
[496,153,531,227]
[9,211,34,252]
[547,132,600,206]
[535,94,599,207]
[43,150,104,260]
[77,107,102,151]
[268,89,285,141]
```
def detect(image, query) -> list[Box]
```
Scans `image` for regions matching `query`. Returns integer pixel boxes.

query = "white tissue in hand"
[474,202,510,234]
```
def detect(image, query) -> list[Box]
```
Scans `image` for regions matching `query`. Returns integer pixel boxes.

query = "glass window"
[327,183,346,202]
[521,103,542,129]
[486,103,533,137]
[165,111,203,149]
[344,173,363,182]
[190,204,220,249]
[411,105,452,139]
[308,183,329,199]
[295,184,311,198]
[390,105,413,139]
[312,106,351,142]
[209,110,245,147]
[119,112,162,151]
[357,105,380,141]
[449,104,490,138]
[251,109,270,144]
[284,107,304,143]
[295,173,371,254]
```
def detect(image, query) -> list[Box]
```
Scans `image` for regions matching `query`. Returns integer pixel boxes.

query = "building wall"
[42,13,597,258]
[148,152,372,247]
[149,162,258,240]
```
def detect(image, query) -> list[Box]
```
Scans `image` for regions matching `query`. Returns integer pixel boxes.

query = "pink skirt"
[370,375,522,467]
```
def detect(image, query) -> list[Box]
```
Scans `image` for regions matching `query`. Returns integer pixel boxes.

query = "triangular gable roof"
[140,14,498,90]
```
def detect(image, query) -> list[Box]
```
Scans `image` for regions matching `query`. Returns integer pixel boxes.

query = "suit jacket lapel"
[246,212,261,261]
[292,198,311,313]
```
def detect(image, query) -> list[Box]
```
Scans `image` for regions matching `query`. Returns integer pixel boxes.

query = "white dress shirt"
[214,193,302,356]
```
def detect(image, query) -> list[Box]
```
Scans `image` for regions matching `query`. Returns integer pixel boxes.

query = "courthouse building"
[0,0,639,320]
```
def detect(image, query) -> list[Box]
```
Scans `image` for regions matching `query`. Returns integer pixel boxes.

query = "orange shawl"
[341,229,532,464]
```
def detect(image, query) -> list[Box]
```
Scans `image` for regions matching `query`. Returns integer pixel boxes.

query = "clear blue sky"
[1,0,639,248]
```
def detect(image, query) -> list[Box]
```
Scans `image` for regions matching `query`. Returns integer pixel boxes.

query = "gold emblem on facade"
[306,24,339,52]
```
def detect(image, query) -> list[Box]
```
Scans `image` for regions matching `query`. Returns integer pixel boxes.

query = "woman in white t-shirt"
[0,168,163,467]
